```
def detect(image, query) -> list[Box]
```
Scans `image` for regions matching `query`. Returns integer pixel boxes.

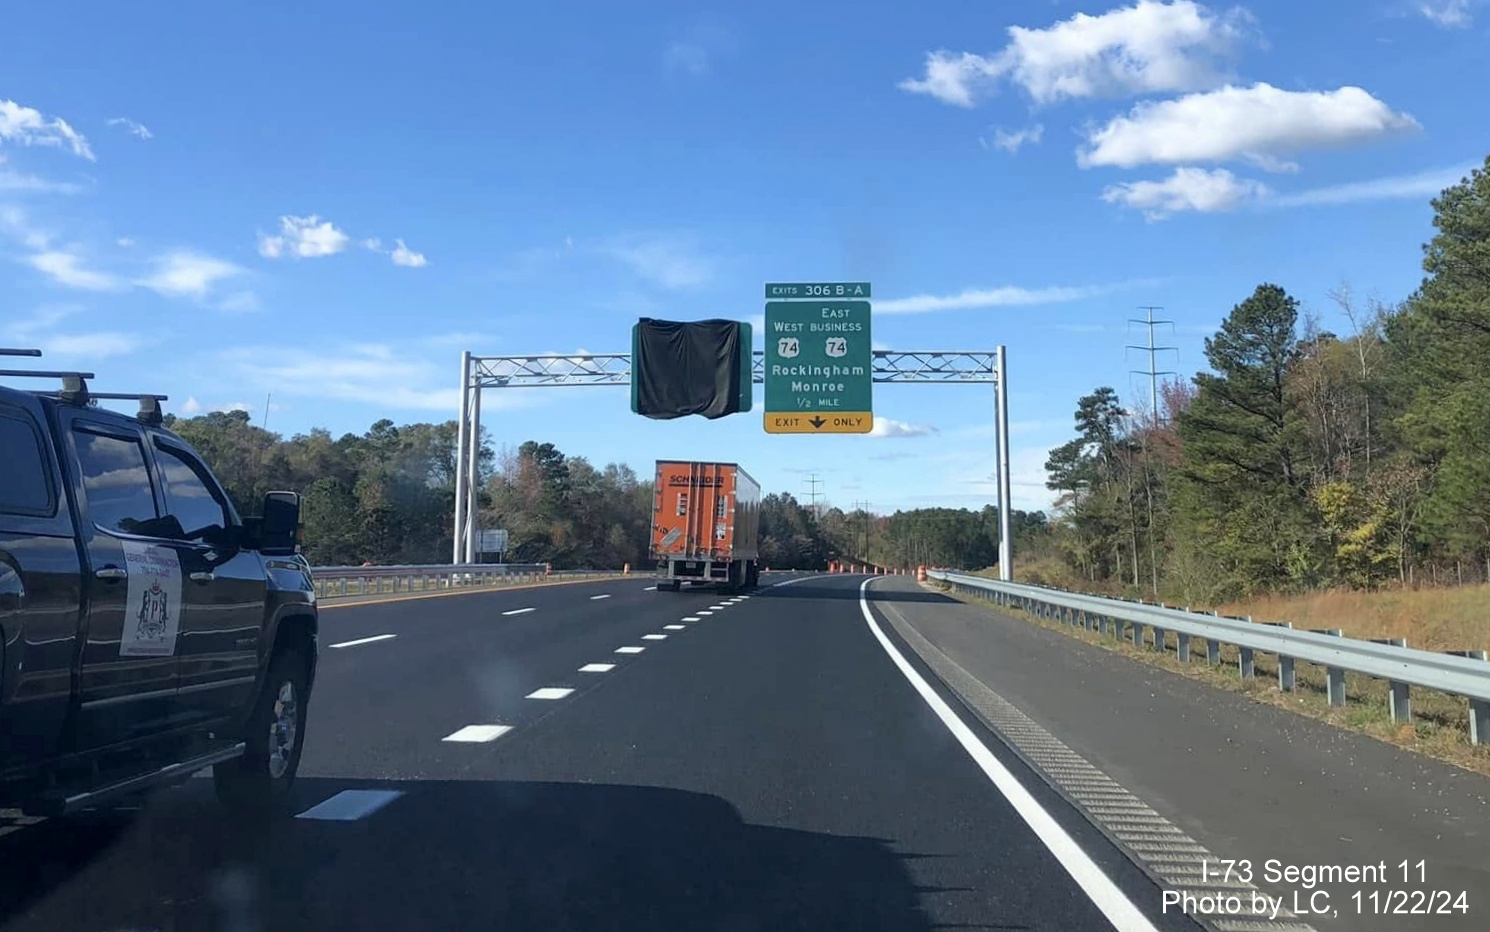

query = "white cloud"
[0,155,83,194]
[1,306,140,360]
[877,279,1152,314]
[869,417,940,438]
[0,98,94,160]
[1270,163,1473,208]
[178,397,204,415]
[984,124,1044,154]
[138,251,243,297]
[257,214,350,259]
[899,0,1246,108]
[604,236,715,289]
[35,332,142,358]
[1419,1,1474,27]
[1103,166,1271,218]
[116,237,135,248]
[362,237,382,251]
[390,238,428,267]
[217,291,260,313]
[225,401,253,414]
[1079,83,1419,170]
[1104,163,1473,218]
[26,251,121,291]
[219,343,523,412]
[665,42,710,75]
[106,117,153,140]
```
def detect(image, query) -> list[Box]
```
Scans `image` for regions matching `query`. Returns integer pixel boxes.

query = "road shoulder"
[869,576,1489,932]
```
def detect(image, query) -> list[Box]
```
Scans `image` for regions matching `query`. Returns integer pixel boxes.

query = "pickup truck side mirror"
[254,491,302,556]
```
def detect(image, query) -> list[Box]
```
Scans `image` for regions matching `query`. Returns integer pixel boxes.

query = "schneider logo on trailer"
[763,298,873,434]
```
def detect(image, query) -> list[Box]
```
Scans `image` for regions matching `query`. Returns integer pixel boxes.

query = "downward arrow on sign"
[809,416,827,429]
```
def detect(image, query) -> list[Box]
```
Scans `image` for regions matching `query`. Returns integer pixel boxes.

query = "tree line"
[164,411,1042,571]
[1039,155,1490,602]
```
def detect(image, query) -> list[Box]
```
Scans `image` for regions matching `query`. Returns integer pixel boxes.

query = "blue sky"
[2,1,1487,516]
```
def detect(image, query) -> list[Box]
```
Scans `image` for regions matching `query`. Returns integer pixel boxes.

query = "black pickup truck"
[0,349,318,817]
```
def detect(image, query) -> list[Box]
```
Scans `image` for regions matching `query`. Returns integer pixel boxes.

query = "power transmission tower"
[854,500,872,557]
[804,473,824,518]
[1126,306,1178,425]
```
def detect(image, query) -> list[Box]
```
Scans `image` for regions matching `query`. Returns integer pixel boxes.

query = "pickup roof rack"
[0,347,169,427]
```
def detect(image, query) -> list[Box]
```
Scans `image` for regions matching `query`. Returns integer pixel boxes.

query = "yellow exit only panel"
[764,412,873,434]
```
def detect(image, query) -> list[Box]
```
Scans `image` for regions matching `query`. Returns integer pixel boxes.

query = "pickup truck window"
[73,428,160,534]
[154,442,229,534]
[0,408,54,516]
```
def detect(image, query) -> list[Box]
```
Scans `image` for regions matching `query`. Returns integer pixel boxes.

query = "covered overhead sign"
[630,319,753,420]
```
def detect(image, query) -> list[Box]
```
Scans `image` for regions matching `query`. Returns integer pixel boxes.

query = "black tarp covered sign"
[630,318,753,419]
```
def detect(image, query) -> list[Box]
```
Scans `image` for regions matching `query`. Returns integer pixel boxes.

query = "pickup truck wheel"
[213,648,309,817]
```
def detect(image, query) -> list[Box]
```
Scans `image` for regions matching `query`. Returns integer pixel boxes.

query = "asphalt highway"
[0,572,1213,932]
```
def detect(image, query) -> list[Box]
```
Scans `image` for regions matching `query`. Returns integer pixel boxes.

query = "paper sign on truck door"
[120,541,184,657]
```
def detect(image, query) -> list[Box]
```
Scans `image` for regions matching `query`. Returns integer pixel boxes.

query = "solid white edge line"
[502,607,536,616]
[328,634,398,649]
[590,594,611,600]
[856,578,1160,932]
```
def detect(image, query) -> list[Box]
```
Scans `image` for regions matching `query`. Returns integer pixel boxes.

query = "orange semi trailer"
[651,460,762,592]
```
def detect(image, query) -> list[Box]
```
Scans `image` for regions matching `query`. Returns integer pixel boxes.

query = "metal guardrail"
[310,563,623,599]
[928,571,1490,745]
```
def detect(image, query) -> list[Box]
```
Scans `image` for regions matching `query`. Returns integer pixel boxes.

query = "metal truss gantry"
[453,348,1013,580]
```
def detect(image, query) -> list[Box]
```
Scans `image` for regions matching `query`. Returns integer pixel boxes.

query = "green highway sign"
[765,282,871,300]
[763,300,873,434]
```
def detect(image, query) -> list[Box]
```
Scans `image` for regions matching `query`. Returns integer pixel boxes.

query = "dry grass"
[1214,585,1490,653]
[936,582,1490,778]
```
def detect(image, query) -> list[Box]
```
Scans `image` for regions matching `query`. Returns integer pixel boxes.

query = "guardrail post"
[1238,647,1255,679]
[1177,632,1191,662]
[1472,700,1490,746]
[1152,627,1166,652]
[1206,639,1220,665]
[1390,680,1411,724]
[1131,622,1143,647]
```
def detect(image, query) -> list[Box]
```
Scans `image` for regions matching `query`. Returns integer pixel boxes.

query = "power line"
[1125,306,1178,425]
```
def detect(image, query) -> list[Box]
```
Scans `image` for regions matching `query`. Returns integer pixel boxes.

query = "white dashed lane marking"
[642,634,667,640]
[296,790,404,821]
[442,724,512,743]
[708,605,727,610]
[615,646,645,654]
[696,611,713,616]
[664,624,686,630]
[590,594,611,600]
[329,634,397,649]
[502,607,536,616]
[579,663,615,673]
[682,616,701,621]
[643,586,657,591]
[527,687,575,700]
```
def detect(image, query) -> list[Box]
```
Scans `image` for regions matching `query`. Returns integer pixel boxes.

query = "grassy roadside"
[934,581,1490,778]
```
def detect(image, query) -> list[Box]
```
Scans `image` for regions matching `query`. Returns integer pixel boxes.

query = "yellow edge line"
[318,575,629,611]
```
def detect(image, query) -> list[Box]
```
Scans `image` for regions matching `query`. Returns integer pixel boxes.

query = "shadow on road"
[0,778,998,932]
